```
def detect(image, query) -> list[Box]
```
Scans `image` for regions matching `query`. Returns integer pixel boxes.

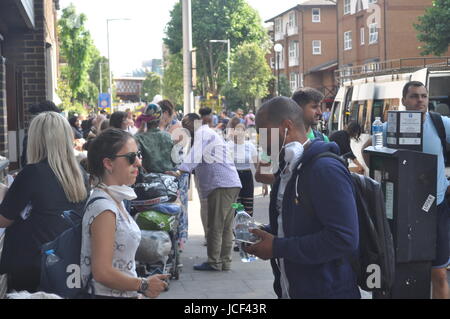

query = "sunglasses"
[111,151,142,165]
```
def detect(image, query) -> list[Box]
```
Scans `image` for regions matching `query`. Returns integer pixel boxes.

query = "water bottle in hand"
[233,203,259,263]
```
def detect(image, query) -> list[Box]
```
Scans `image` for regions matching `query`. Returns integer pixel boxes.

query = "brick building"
[266,0,338,105]
[336,0,450,79]
[0,0,60,170]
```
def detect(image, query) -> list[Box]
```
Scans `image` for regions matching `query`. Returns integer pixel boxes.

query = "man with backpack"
[246,97,360,299]
[362,81,450,299]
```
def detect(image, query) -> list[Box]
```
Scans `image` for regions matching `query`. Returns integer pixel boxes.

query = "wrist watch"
[137,277,149,294]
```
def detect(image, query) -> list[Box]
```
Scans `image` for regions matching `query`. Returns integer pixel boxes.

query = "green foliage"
[141,72,162,103]
[164,0,269,95]
[89,48,110,95]
[58,4,95,98]
[230,42,272,107]
[279,75,292,97]
[414,0,450,56]
[57,78,88,115]
[221,82,245,111]
[162,53,184,108]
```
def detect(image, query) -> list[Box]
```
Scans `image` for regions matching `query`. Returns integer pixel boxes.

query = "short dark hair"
[29,100,61,114]
[291,88,324,109]
[402,81,427,99]
[109,111,128,129]
[87,128,133,178]
[256,96,305,129]
[158,100,174,117]
[199,107,212,117]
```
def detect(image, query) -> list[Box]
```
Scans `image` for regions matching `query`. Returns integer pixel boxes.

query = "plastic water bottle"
[45,249,60,267]
[232,203,259,263]
[372,117,384,149]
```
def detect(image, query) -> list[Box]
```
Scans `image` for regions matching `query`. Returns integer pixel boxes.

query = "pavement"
[160,182,278,299]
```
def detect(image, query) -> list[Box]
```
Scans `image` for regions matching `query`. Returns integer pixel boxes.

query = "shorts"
[432,201,450,269]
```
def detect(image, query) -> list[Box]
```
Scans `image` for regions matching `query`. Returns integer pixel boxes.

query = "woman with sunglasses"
[81,128,169,299]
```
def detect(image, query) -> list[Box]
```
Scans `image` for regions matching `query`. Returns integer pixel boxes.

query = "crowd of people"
[0,82,448,299]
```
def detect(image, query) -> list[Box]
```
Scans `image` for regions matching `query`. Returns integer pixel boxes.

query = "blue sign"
[98,93,111,109]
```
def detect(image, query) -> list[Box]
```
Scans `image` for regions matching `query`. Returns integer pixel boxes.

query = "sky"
[59,0,303,76]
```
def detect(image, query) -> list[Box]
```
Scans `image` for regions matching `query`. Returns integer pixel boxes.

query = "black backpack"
[429,112,448,163]
[297,152,395,293]
[39,197,106,299]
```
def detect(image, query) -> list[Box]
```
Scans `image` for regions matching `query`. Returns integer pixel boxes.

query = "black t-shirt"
[0,161,87,277]
[329,130,356,160]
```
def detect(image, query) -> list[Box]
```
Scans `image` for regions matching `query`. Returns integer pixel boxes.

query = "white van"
[329,66,450,171]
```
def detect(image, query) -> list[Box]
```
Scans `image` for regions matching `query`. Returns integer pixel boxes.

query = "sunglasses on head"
[111,151,142,165]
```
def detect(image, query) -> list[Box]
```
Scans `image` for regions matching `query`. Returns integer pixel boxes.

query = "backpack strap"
[61,197,107,227]
[312,130,326,141]
[429,112,447,162]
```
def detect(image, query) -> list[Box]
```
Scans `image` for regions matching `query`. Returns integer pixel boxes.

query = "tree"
[164,0,269,96]
[414,0,450,56]
[89,48,110,95]
[221,82,245,111]
[228,42,272,107]
[162,53,184,108]
[58,5,96,100]
[141,72,162,103]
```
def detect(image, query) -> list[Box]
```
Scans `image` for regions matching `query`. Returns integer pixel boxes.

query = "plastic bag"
[133,173,179,202]
[136,211,177,232]
[135,231,172,265]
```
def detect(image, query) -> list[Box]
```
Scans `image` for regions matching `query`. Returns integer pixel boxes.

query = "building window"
[369,23,378,44]
[312,8,320,23]
[290,72,299,92]
[344,0,351,15]
[270,57,275,69]
[344,31,352,50]
[289,41,299,66]
[288,11,297,28]
[313,40,322,55]
[360,27,365,45]
[275,18,282,34]
[368,0,378,4]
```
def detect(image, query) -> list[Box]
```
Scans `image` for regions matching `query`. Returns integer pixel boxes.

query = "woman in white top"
[81,128,168,299]
[227,117,258,215]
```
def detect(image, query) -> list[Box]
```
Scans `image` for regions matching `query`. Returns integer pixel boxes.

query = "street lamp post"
[106,18,131,112]
[209,39,231,83]
[274,43,283,96]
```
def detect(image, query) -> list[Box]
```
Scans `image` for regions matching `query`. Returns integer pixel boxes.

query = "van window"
[331,102,341,132]
[360,101,373,134]
[350,102,359,123]
[372,100,384,120]
[343,87,354,127]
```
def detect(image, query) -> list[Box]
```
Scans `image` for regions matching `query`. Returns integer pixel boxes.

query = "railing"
[316,86,338,99]
[335,57,450,85]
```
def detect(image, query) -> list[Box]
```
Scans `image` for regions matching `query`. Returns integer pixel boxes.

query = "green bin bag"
[136,211,176,232]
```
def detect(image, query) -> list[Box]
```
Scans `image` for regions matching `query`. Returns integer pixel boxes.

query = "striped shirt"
[179,125,242,199]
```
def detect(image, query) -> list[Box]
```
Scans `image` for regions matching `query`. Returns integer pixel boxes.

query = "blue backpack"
[39,197,105,299]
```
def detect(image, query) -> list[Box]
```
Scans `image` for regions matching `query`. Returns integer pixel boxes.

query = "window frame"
[344,31,352,51]
[312,8,321,23]
[344,0,351,15]
[312,40,322,55]
[360,27,365,45]
[369,23,378,44]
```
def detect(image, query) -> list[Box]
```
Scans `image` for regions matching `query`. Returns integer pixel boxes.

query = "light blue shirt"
[179,125,242,199]
[383,113,450,205]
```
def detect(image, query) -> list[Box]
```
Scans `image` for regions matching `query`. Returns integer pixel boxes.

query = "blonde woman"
[0,112,88,293]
